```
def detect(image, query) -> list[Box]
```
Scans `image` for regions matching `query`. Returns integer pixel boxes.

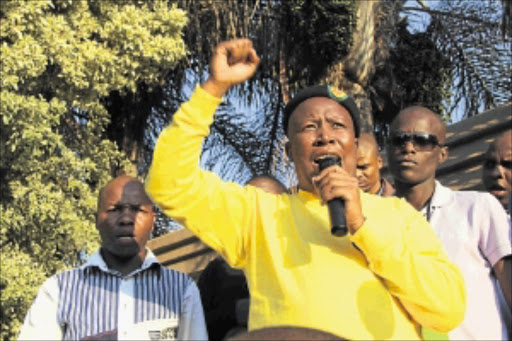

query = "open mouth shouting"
[313,154,342,173]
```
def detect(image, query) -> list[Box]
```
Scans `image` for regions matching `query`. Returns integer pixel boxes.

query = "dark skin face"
[285,97,358,194]
[285,97,366,232]
[356,134,383,194]
[482,130,512,209]
[96,176,155,275]
[387,108,448,191]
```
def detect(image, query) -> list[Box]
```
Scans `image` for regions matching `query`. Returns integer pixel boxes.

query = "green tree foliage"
[0,0,187,338]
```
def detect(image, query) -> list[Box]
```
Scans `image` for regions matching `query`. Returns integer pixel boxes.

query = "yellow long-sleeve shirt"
[146,86,466,340]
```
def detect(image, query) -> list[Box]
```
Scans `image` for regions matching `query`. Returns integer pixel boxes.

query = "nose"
[119,206,135,225]
[484,160,504,179]
[490,165,504,179]
[313,126,335,146]
[401,140,416,153]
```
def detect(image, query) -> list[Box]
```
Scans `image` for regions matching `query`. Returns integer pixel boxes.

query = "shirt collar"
[297,189,319,203]
[81,248,162,277]
[420,180,453,218]
[429,180,454,208]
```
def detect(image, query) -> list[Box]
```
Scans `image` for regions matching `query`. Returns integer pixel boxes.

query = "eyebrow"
[106,201,152,207]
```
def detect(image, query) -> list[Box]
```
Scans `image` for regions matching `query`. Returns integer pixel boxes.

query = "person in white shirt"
[482,129,512,336]
[482,129,512,216]
[18,175,207,341]
[387,106,512,340]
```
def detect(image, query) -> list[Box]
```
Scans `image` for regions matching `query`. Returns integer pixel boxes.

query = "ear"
[438,146,448,164]
[377,155,383,169]
[285,140,293,163]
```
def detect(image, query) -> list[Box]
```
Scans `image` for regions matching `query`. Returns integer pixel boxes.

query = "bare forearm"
[494,256,512,311]
[202,78,230,98]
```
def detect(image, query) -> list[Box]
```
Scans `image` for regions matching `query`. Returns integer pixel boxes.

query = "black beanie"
[282,85,361,137]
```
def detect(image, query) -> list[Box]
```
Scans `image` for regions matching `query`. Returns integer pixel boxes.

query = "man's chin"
[392,171,426,186]
[358,184,370,192]
[489,189,506,199]
[104,244,140,260]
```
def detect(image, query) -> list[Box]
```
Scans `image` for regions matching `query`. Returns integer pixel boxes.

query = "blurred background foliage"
[1,0,510,338]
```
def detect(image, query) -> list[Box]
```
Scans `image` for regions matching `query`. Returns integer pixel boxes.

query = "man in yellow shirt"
[146,39,465,340]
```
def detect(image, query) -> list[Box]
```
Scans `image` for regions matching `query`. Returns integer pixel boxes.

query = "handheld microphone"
[316,156,348,237]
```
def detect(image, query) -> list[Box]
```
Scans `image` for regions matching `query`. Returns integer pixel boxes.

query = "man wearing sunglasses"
[387,106,512,340]
[482,130,512,216]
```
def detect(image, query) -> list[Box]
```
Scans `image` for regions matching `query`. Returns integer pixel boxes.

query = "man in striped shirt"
[18,175,207,341]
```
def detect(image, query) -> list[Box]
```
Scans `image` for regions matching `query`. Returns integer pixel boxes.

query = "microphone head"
[315,156,342,171]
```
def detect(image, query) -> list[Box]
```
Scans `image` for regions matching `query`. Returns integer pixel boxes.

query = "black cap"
[282,85,361,137]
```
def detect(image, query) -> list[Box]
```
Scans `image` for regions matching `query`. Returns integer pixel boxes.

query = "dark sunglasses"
[483,159,512,170]
[388,132,443,151]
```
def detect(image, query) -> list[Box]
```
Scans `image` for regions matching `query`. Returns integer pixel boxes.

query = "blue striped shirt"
[18,249,207,340]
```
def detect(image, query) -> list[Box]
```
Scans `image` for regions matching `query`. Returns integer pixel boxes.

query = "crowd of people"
[18,39,511,340]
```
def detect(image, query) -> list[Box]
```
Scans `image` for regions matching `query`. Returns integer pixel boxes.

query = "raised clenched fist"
[202,38,260,98]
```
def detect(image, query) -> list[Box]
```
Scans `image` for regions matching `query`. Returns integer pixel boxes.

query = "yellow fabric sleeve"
[352,195,466,332]
[146,85,256,267]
